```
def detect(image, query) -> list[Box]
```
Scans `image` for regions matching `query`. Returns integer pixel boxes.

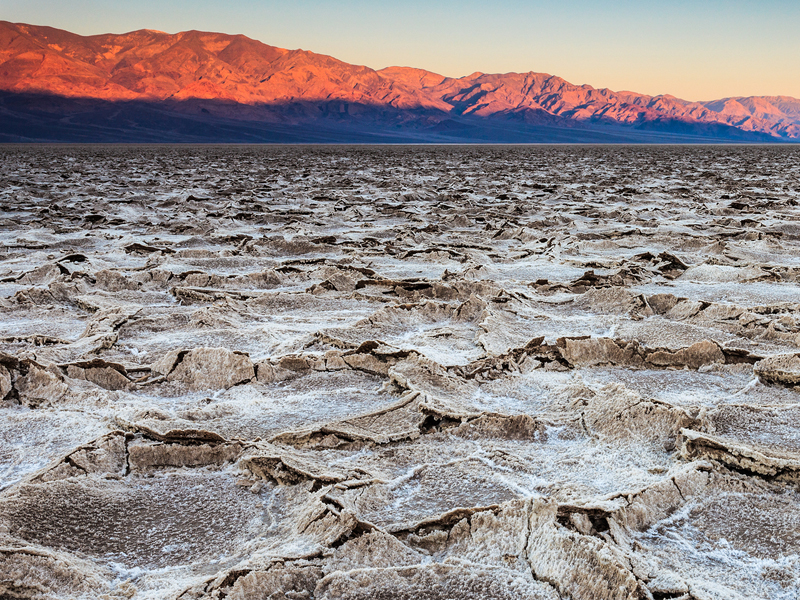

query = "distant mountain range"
[2,21,799,143]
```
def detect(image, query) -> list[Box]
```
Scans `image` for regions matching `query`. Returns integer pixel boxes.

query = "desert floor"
[1,145,799,599]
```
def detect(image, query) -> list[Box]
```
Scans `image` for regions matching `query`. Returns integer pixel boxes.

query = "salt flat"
[0,145,799,599]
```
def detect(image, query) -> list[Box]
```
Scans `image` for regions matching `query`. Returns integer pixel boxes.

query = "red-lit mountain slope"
[1,21,798,140]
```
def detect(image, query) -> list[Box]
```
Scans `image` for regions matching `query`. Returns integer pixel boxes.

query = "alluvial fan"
[0,144,799,599]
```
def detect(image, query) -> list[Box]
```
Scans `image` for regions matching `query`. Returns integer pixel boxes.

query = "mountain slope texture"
[1,21,799,142]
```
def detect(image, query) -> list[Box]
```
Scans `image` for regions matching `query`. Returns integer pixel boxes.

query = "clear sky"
[3,0,799,101]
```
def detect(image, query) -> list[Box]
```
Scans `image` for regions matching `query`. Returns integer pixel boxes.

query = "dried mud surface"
[1,145,799,599]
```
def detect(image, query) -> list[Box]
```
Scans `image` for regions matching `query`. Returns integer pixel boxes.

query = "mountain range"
[2,20,799,143]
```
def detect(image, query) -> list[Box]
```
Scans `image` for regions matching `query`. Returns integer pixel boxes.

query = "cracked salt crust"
[0,145,799,599]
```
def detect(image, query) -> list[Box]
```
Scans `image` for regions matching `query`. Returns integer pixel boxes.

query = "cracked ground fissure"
[0,145,799,599]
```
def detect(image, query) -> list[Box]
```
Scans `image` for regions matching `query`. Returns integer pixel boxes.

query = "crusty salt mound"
[0,145,799,599]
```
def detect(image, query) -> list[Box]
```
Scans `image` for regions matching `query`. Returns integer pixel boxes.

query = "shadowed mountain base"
[0,93,783,143]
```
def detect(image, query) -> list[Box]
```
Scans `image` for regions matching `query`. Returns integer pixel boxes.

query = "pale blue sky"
[2,0,799,100]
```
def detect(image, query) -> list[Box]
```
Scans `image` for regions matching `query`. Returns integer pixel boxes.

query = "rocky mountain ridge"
[2,20,799,141]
